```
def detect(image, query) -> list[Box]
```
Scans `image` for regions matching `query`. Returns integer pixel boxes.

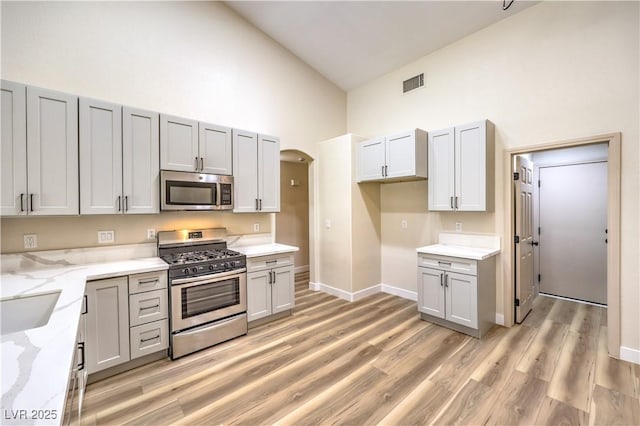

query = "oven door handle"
[171,268,247,285]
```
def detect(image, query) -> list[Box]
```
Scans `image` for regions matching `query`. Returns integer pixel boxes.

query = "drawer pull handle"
[140,335,161,343]
[266,260,277,265]
[438,261,452,267]
[138,279,159,286]
[140,304,160,312]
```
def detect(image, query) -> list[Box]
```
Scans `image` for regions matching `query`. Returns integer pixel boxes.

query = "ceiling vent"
[403,73,424,94]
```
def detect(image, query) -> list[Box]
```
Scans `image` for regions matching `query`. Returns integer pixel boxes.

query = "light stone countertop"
[231,243,299,258]
[1,257,167,425]
[416,244,500,260]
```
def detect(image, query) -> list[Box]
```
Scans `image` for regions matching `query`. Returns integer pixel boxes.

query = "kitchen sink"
[1,290,61,335]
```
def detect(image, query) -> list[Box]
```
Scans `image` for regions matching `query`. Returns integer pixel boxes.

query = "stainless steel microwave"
[161,170,233,211]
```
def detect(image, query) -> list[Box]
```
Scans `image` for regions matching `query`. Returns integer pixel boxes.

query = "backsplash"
[0,211,271,254]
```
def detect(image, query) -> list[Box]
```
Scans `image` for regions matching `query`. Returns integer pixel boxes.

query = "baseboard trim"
[620,346,640,365]
[352,284,382,301]
[294,265,309,274]
[381,284,417,301]
[495,313,505,326]
[308,282,353,301]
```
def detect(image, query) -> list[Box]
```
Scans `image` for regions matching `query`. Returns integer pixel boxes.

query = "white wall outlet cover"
[253,223,260,232]
[23,234,37,249]
[98,230,115,244]
[401,220,408,229]
[147,229,156,240]
[455,222,463,232]
[325,219,331,229]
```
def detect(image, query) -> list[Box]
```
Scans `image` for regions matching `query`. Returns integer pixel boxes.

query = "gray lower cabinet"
[85,277,130,374]
[247,254,294,324]
[85,270,168,375]
[417,253,495,338]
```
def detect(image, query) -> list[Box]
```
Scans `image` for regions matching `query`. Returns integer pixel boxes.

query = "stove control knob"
[183,268,190,275]
[209,264,214,271]
[223,262,229,269]
[191,267,198,274]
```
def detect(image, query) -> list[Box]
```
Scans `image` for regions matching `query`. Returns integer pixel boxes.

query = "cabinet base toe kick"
[420,312,493,339]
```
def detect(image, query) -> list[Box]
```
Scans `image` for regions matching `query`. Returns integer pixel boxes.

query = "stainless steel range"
[158,228,247,359]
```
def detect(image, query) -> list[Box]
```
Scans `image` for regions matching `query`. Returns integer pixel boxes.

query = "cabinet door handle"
[259,199,262,211]
[200,157,204,171]
[440,273,444,287]
[124,195,129,212]
[195,157,199,171]
[77,342,85,371]
[255,198,259,211]
[385,165,388,177]
[140,335,161,343]
[381,166,385,177]
[444,273,449,288]
[450,196,454,209]
[267,271,272,284]
[271,271,275,284]
[19,193,25,212]
[454,197,458,209]
[117,195,121,212]
[30,193,34,212]
[82,295,88,314]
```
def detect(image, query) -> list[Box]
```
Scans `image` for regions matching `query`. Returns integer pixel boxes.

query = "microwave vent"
[403,73,424,93]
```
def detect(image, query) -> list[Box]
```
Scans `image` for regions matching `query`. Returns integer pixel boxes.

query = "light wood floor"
[79,272,640,425]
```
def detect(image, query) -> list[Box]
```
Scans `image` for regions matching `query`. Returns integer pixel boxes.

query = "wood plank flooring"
[78,272,640,425]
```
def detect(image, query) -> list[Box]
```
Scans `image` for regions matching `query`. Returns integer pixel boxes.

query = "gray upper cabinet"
[26,86,79,215]
[232,129,280,213]
[122,107,159,214]
[356,129,427,183]
[1,80,27,216]
[80,100,159,215]
[160,114,232,175]
[80,98,123,215]
[428,120,494,212]
[199,122,232,175]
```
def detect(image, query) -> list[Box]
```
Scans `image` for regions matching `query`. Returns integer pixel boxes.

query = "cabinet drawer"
[418,254,477,275]
[129,289,168,327]
[130,319,169,360]
[247,254,294,273]
[129,270,167,294]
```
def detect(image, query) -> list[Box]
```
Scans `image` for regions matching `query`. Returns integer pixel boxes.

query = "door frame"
[502,133,621,357]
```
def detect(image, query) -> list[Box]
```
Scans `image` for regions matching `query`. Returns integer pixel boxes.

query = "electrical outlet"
[147,229,156,240]
[253,223,260,232]
[455,222,463,232]
[325,219,331,229]
[24,234,37,249]
[401,220,408,230]
[98,230,115,244]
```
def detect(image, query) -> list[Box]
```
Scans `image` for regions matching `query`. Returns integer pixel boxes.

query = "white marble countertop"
[416,244,500,260]
[232,243,299,258]
[1,257,167,425]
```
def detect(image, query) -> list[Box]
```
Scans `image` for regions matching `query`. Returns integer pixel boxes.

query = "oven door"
[170,269,247,332]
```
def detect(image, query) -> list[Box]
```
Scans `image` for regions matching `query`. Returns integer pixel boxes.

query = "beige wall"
[0,1,346,253]
[347,1,639,350]
[276,161,309,268]
[1,212,270,253]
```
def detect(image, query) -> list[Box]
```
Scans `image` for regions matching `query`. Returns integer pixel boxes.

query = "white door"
[247,270,271,322]
[539,162,607,304]
[357,137,385,182]
[79,98,123,215]
[258,134,280,212]
[1,81,27,216]
[417,267,445,319]
[514,156,534,323]
[160,114,199,172]
[232,129,258,212]
[456,120,487,211]
[272,266,294,314]
[85,277,130,374]
[199,122,232,175]
[445,271,478,329]
[385,131,415,178]
[122,107,159,214]
[428,128,455,211]
[26,86,79,215]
